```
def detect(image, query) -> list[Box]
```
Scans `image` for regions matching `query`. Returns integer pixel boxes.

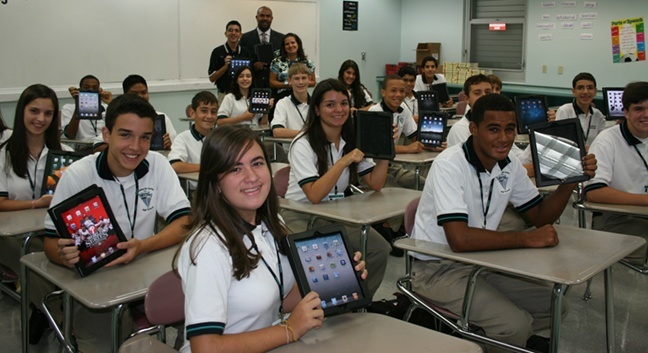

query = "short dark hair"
[488,74,502,88]
[397,65,417,78]
[191,91,218,110]
[463,74,492,96]
[622,81,648,110]
[572,72,597,88]
[381,74,403,90]
[420,56,439,68]
[105,94,156,132]
[471,93,515,126]
[122,74,148,94]
[226,20,241,31]
[79,75,100,89]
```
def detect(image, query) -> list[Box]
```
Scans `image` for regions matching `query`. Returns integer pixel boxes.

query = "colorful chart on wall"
[611,17,645,63]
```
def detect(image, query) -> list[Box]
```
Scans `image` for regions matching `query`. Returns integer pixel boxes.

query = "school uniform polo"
[271,93,309,132]
[285,133,375,203]
[168,124,206,166]
[555,102,607,146]
[414,73,447,92]
[178,221,295,352]
[349,87,374,109]
[44,149,191,240]
[217,93,264,126]
[0,129,12,145]
[369,101,418,141]
[402,95,418,117]
[412,136,542,260]
[61,103,108,140]
[208,43,252,94]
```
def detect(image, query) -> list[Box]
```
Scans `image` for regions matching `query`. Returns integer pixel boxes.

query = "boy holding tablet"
[585,81,648,264]
[61,74,112,141]
[208,20,252,101]
[412,93,597,352]
[44,94,191,353]
[168,91,218,174]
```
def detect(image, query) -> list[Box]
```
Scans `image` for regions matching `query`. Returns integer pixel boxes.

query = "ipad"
[41,150,89,196]
[431,82,450,104]
[283,224,371,316]
[514,95,549,134]
[230,59,251,77]
[417,110,447,148]
[602,87,625,120]
[150,114,167,150]
[249,88,272,114]
[528,118,589,187]
[76,91,102,120]
[47,184,127,277]
[416,91,440,112]
[354,110,395,160]
[254,43,275,63]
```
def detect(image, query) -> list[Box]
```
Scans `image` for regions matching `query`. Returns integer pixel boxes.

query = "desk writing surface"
[0,208,47,236]
[393,151,440,164]
[264,136,293,145]
[21,247,175,309]
[580,202,648,217]
[279,188,421,225]
[271,312,482,353]
[397,225,644,285]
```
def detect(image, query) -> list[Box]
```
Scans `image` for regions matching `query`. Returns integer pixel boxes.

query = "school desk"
[20,247,175,353]
[392,150,440,190]
[60,138,95,151]
[264,136,293,161]
[394,225,645,353]
[270,312,482,352]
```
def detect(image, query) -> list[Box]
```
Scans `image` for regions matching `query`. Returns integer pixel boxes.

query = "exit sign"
[489,23,507,31]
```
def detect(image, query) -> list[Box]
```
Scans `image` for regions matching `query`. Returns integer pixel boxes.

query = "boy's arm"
[442,221,558,252]
[587,186,648,206]
[396,141,424,154]
[272,127,300,138]
[171,161,200,174]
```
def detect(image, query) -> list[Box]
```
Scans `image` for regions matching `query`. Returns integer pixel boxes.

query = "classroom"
[1,0,648,352]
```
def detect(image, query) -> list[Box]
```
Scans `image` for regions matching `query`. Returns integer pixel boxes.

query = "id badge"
[328,193,344,201]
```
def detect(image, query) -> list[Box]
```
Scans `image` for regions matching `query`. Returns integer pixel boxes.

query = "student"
[176,125,367,352]
[414,56,453,108]
[338,59,374,112]
[0,84,72,344]
[0,110,12,144]
[398,65,419,122]
[283,78,391,298]
[44,94,191,353]
[168,91,218,174]
[240,6,285,89]
[555,72,607,147]
[95,74,178,151]
[218,66,269,126]
[61,74,112,141]
[411,93,597,352]
[269,33,316,97]
[271,63,310,139]
[446,74,493,147]
[489,74,503,94]
[585,81,648,264]
[208,20,252,101]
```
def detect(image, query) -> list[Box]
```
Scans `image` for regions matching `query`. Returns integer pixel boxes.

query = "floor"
[2,207,648,352]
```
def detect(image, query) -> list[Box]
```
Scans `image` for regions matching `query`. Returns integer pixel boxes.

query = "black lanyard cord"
[328,147,338,195]
[292,100,305,123]
[26,148,43,200]
[251,228,284,321]
[114,175,139,238]
[633,145,648,173]
[477,174,495,229]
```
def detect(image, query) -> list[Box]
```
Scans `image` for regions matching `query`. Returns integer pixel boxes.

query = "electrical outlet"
[361,52,366,61]
[558,66,563,75]
[542,65,547,74]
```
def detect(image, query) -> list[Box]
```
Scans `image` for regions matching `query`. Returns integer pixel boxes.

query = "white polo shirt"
[218,93,264,126]
[44,150,191,240]
[271,94,309,132]
[286,133,375,203]
[403,95,418,117]
[178,220,295,351]
[411,136,542,260]
[585,121,648,195]
[555,102,607,146]
[349,86,374,109]
[61,103,108,140]
[0,129,13,145]
[168,125,207,165]
[0,144,73,200]
[414,73,447,92]
[369,101,418,141]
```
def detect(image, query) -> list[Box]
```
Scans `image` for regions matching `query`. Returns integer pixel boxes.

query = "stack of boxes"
[442,62,492,84]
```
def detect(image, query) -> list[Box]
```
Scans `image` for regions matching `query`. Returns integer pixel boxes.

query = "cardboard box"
[416,42,441,66]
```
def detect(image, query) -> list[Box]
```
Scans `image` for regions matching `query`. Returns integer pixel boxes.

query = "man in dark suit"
[240,6,284,89]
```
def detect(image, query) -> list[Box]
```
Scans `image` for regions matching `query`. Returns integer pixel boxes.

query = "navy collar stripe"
[462,136,510,172]
[96,149,150,180]
[380,101,403,114]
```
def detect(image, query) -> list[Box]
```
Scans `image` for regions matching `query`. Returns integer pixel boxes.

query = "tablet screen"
[603,87,625,120]
[249,89,272,114]
[418,111,447,147]
[515,96,548,134]
[77,91,101,119]
[230,59,251,76]
[417,91,440,112]
[42,151,88,196]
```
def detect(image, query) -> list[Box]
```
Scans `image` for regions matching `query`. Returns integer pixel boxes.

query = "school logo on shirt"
[139,187,154,211]
[496,172,511,193]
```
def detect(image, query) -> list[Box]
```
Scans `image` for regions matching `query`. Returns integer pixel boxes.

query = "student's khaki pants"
[592,213,648,264]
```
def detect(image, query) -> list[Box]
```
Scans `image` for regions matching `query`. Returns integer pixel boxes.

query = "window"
[465,0,527,71]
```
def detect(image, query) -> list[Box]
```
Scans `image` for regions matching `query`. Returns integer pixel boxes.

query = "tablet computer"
[416,91,440,112]
[41,150,89,196]
[76,91,102,120]
[417,110,447,148]
[249,88,272,114]
[514,95,549,134]
[150,114,167,151]
[602,87,625,120]
[47,184,127,277]
[254,43,275,63]
[354,110,395,160]
[230,59,251,77]
[528,118,589,187]
[283,224,371,316]
[431,82,450,104]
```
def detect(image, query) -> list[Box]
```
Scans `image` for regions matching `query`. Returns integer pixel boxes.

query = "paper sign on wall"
[611,17,646,63]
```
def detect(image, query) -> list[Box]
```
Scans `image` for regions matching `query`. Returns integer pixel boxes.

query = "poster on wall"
[343,1,358,31]
[611,17,645,63]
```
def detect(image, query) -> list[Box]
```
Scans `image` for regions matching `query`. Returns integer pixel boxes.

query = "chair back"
[455,101,468,116]
[273,166,291,198]
[404,197,421,236]
[144,270,185,325]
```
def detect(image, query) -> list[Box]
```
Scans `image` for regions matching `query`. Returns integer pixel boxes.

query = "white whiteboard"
[0,0,318,90]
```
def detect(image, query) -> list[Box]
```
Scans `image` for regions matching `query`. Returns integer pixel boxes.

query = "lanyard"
[252,228,284,321]
[477,174,495,229]
[26,148,43,200]
[328,147,338,195]
[403,99,414,115]
[292,100,306,123]
[633,145,648,173]
[113,175,139,237]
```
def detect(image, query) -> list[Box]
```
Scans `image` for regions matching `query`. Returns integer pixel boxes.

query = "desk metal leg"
[604,267,615,353]
[360,225,368,265]
[549,283,565,353]
[20,259,29,353]
[414,166,420,190]
[112,304,126,353]
[63,293,74,353]
[460,266,485,331]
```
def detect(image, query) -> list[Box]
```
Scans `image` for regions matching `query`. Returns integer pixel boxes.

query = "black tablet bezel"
[249,88,272,114]
[283,224,371,316]
[602,87,625,120]
[354,110,395,160]
[41,150,89,196]
[150,114,167,151]
[431,82,450,104]
[416,90,440,112]
[76,91,102,120]
[528,118,589,187]
[514,95,549,134]
[47,184,128,277]
[417,110,448,148]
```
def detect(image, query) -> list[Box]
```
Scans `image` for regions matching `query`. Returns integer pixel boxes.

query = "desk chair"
[0,263,20,302]
[273,165,290,198]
